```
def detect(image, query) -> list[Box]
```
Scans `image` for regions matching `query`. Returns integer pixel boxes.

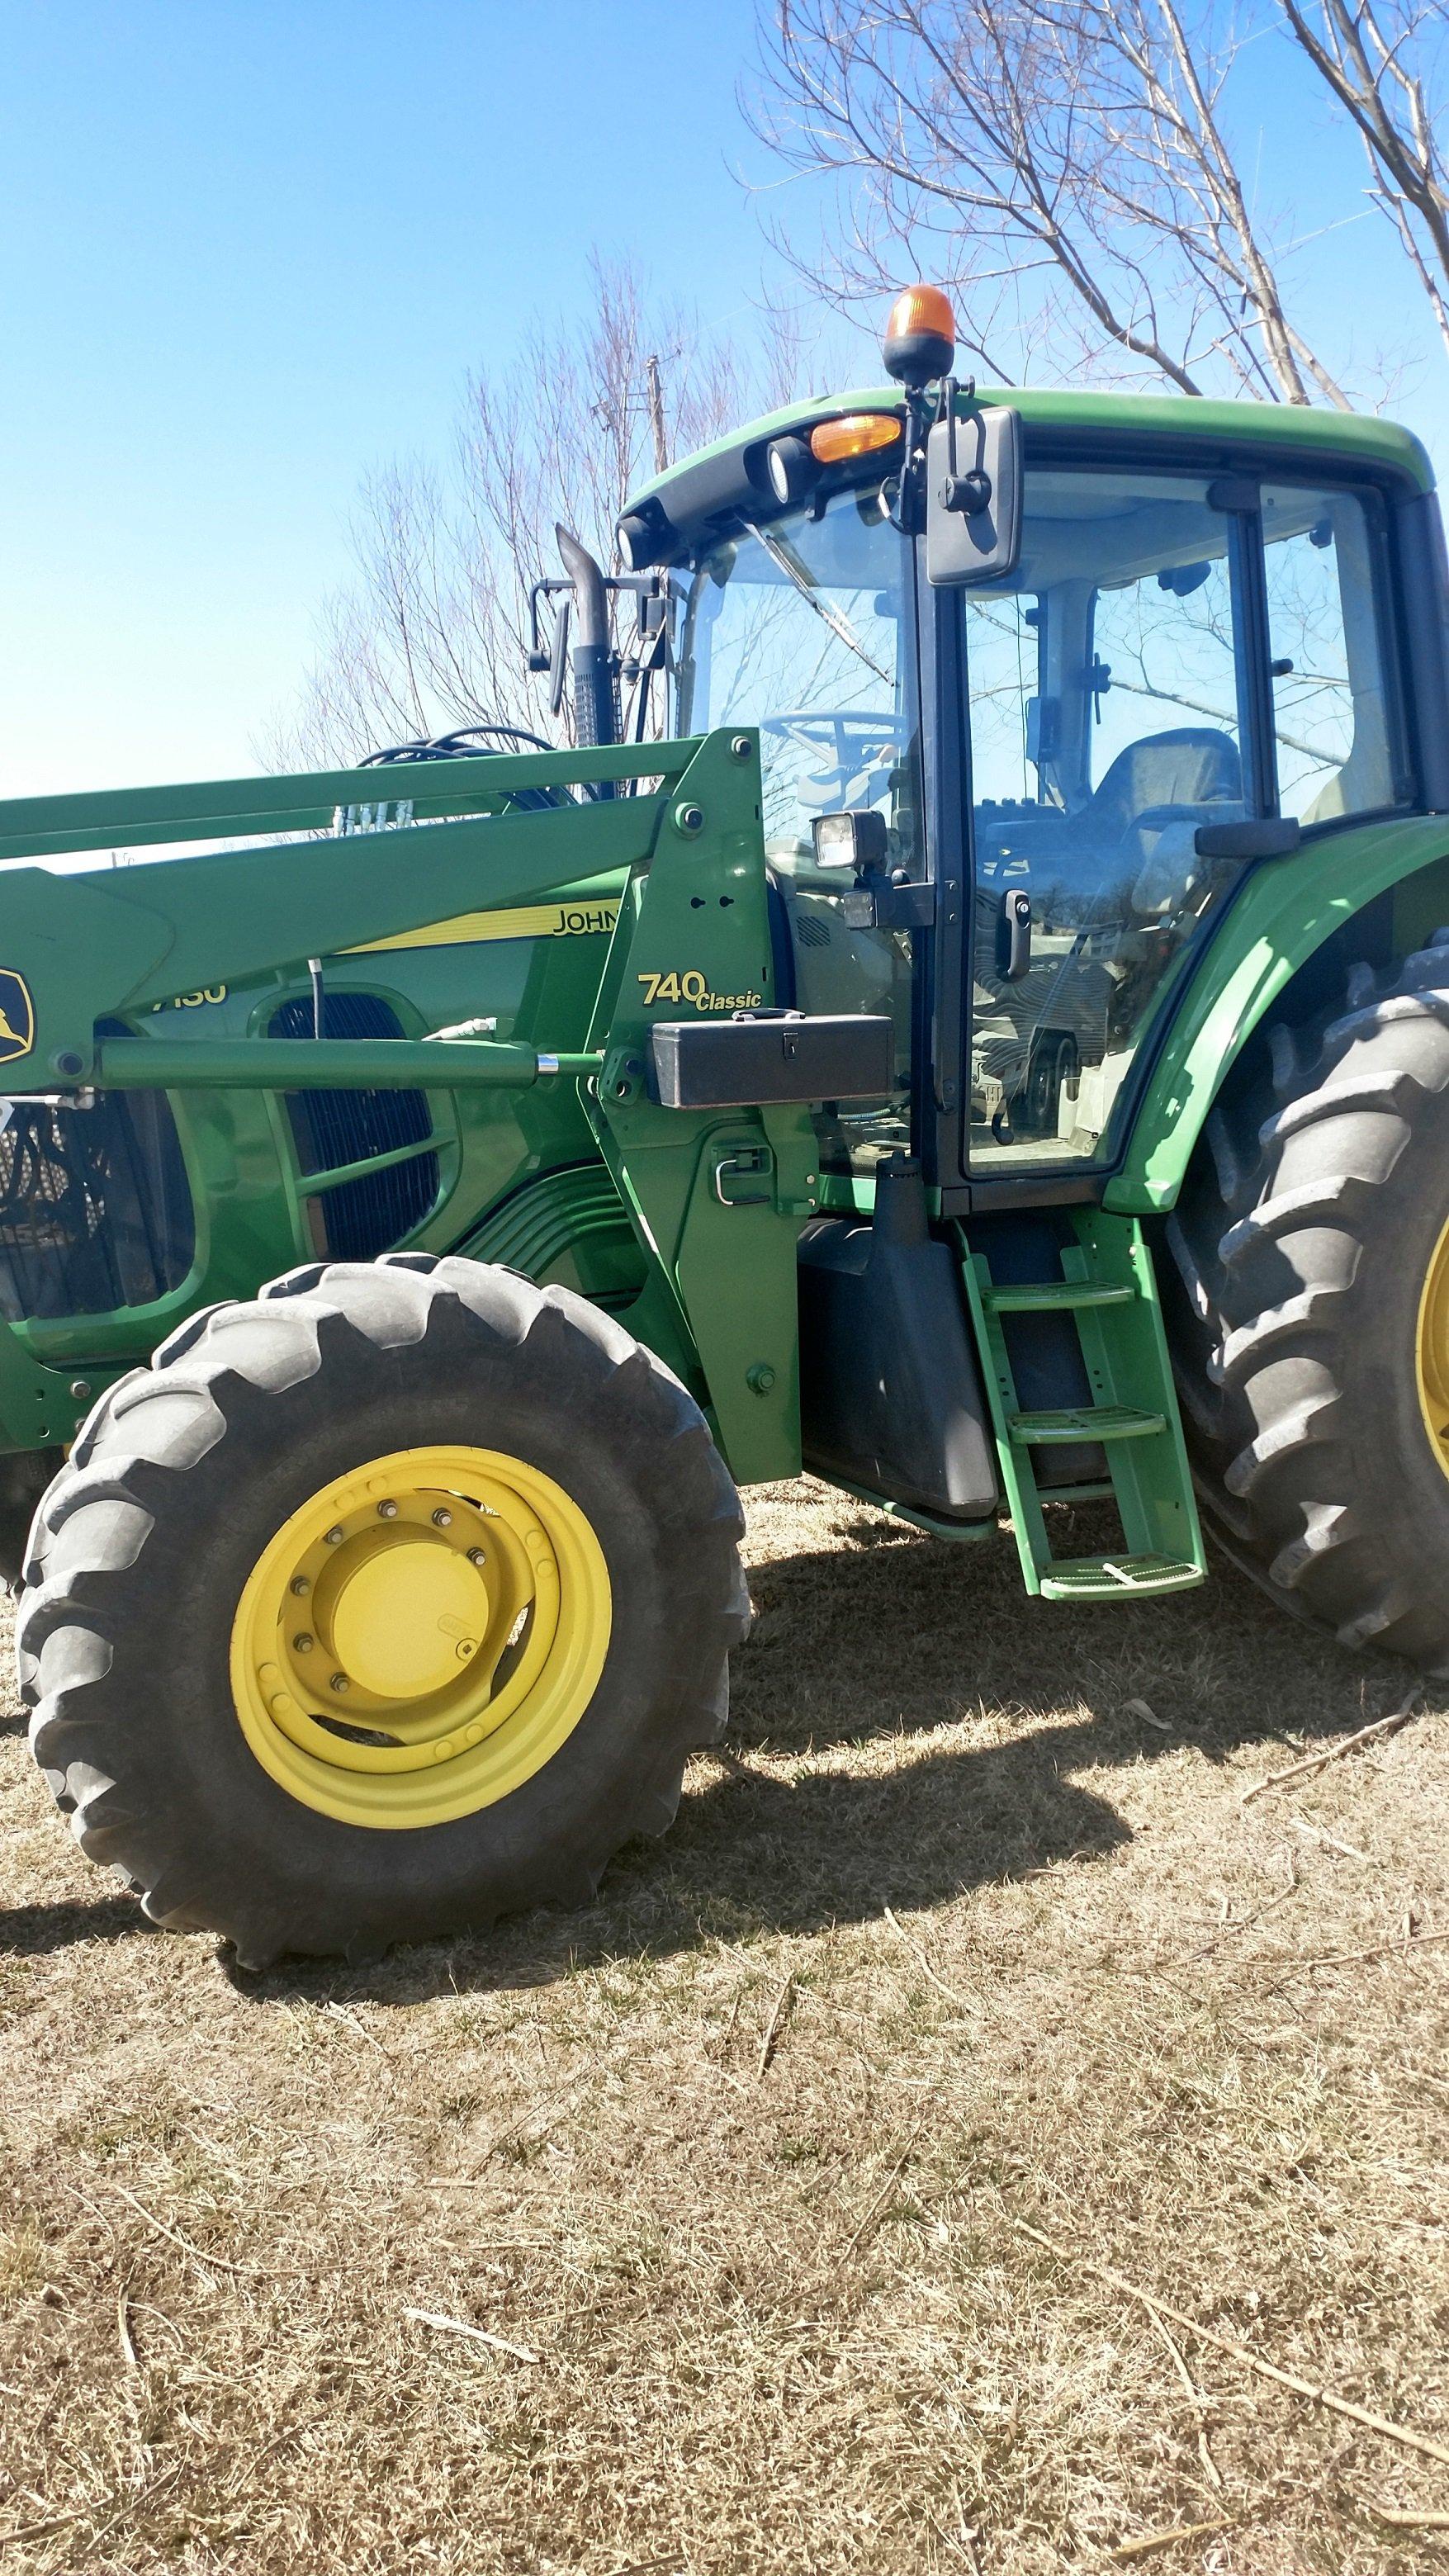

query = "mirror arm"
[939,376,992,517]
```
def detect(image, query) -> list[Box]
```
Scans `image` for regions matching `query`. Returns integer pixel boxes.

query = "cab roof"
[625,381,1434,555]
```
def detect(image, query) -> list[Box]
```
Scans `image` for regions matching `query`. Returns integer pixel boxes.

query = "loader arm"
[0,729,815,1482]
[0,738,696,1086]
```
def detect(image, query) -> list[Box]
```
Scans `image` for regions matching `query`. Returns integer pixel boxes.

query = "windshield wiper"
[743,524,894,688]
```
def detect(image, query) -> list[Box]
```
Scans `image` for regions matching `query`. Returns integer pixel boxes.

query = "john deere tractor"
[2,285,1447,1965]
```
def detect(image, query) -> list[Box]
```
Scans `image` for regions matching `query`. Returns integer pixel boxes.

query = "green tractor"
[3,284,1447,1965]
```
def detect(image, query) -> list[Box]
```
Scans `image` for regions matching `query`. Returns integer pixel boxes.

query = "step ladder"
[959,1208,1205,1603]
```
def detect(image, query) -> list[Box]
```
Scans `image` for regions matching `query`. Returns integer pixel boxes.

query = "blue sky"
[0,0,775,794]
[2,0,1444,799]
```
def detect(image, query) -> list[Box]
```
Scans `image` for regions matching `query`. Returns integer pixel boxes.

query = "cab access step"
[959,1208,1206,1602]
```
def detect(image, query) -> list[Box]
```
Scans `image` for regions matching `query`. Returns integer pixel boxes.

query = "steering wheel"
[759,710,908,805]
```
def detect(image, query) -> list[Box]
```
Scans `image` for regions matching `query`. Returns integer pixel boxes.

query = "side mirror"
[926,402,1022,585]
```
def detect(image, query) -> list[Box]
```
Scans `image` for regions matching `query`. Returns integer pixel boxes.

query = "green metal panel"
[587,729,821,1483]
[1107,817,1449,1214]
[457,1163,646,1309]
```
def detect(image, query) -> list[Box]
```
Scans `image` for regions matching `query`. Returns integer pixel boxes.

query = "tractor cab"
[623,306,1428,1198]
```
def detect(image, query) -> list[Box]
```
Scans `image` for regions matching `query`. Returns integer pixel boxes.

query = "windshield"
[675,487,921,877]
[674,481,922,1180]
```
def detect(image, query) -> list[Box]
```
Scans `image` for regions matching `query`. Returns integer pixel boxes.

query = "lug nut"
[290,1575,310,1597]
[432,1507,452,1528]
[324,1526,345,1546]
[377,1499,398,1519]
[466,1547,485,1566]
[329,1673,350,1694]
[292,1633,314,1654]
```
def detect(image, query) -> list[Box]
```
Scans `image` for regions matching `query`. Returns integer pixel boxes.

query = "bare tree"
[270,261,807,768]
[748,0,1357,400]
[1277,0,1449,354]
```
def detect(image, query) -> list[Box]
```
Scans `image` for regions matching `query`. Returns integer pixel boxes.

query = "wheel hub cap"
[320,1527,490,1701]
[230,1444,611,1829]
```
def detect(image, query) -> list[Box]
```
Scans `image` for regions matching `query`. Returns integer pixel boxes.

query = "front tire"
[1163,934,1449,1674]
[16,1257,748,1964]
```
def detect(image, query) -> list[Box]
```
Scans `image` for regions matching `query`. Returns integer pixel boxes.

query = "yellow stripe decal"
[346,901,619,954]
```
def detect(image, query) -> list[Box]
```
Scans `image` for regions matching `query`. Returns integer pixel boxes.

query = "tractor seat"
[1082,727,1242,850]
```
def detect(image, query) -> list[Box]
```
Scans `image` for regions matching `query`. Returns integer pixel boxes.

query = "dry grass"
[1,1482,1447,2573]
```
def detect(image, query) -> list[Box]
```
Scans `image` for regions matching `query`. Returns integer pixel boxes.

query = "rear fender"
[1106,817,1449,1214]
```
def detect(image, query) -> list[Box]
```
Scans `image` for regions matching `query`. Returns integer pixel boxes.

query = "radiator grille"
[271,992,439,1261]
[0,1026,194,1321]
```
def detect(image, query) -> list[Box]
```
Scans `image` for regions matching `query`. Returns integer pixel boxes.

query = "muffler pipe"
[555,524,618,766]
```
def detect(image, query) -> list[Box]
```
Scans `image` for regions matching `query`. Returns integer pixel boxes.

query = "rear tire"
[16,1256,748,1964]
[1163,934,1449,1674]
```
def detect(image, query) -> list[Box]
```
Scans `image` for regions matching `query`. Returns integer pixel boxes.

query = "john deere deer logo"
[0,971,35,1065]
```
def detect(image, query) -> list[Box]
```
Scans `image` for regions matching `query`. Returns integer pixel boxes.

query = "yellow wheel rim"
[1421,1216,1449,1483]
[230,1445,611,1829]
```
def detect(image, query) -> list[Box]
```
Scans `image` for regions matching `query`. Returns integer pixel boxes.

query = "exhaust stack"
[555,524,618,757]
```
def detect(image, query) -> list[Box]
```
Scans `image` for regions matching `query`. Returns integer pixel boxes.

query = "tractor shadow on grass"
[0,1894,156,1956]
[258,1503,1415,2010]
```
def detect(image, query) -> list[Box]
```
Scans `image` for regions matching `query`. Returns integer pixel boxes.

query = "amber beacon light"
[882,283,956,389]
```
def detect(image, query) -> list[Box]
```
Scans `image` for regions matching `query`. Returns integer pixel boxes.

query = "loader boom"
[0,727,820,1483]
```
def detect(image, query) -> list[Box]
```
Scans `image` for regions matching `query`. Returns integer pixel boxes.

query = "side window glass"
[1088,557,1242,812]
[1262,485,1398,824]
[967,469,1252,1172]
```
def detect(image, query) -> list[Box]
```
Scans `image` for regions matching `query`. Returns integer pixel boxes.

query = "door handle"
[713,1144,774,1207]
[995,888,1033,982]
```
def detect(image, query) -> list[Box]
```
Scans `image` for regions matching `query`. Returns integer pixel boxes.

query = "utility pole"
[644,353,669,476]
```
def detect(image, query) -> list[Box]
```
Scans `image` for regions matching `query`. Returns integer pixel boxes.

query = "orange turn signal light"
[808,413,903,465]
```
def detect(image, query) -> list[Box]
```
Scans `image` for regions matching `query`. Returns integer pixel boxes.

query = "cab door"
[956,457,1408,1181]
[959,462,1265,1175]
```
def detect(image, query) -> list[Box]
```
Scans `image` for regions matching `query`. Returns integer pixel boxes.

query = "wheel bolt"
[432,1508,452,1528]
[290,1575,310,1597]
[466,1547,485,1565]
[293,1633,314,1654]
[324,1526,344,1546]
[377,1499,398,1519]
[329,1673,350,1694]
